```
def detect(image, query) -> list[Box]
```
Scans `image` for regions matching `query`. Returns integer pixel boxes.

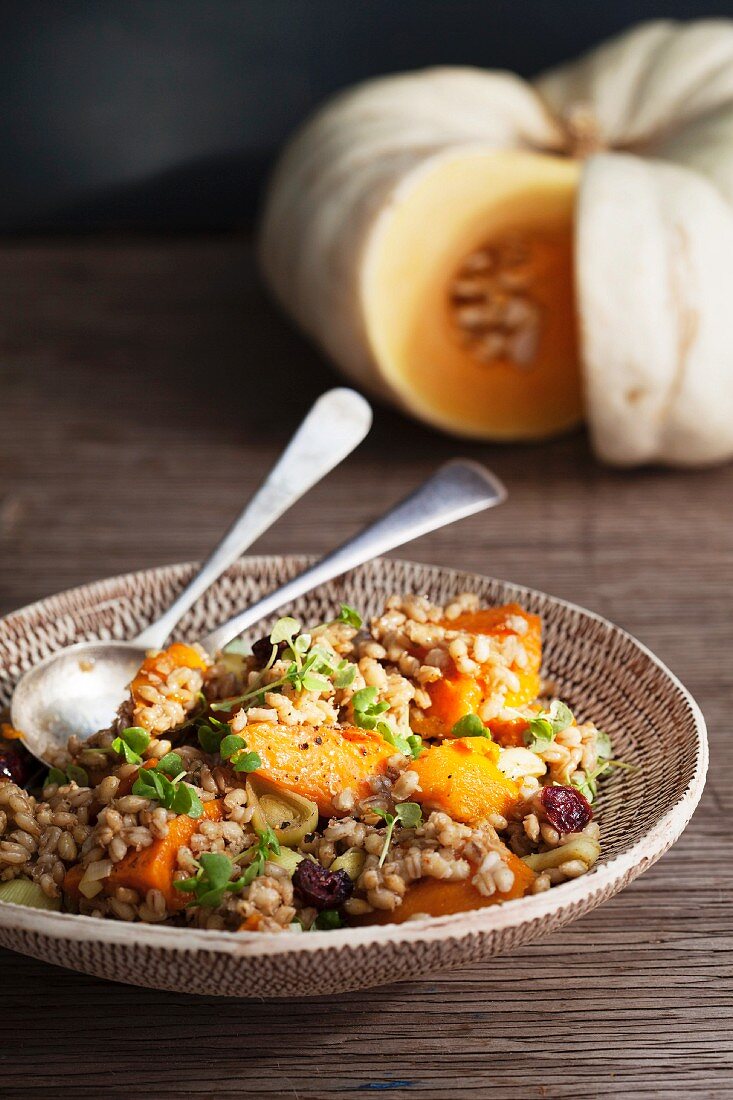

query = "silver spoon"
[12,388,372,762]
[203,458,506,653]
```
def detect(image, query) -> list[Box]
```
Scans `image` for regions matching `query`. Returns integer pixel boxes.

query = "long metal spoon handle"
[201,460,506,654]
[134,388,372,649]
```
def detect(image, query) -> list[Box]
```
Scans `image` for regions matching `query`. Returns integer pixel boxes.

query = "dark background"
[2,0,730,232]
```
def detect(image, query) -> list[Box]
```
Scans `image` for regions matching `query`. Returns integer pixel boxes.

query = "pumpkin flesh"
[363,150,581,441]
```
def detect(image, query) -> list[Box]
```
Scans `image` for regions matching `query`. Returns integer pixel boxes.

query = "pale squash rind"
[260,19,733,467]
[577,153,733,467]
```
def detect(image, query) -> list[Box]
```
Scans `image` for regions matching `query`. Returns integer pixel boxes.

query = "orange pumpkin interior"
[363,150,581,440]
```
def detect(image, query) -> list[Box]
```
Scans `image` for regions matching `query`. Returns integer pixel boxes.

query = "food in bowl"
[0,593,622,931]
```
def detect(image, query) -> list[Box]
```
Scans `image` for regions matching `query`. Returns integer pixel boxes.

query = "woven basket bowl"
[0,556,707,997]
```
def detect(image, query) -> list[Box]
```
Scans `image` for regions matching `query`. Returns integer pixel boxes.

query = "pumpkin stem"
[562,103,605,158]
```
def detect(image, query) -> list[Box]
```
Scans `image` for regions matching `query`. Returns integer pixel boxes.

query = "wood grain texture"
[0,237,730,1099]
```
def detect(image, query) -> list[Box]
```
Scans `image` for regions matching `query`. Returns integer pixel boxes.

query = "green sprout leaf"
[596,730,613,760]
[406,734,424,760]
[548,701,574,733]
[210,616,355,713]
[335,604,362,630]
[46,764,89,788]
[334,661,357,689]
[219,734,247,761]
[197,723,222,754]
[170,782,204,818]
[352,686,390,731]
[300,671,331,694]
[376,721,422,760]
[524,700,576,753]
[270,617,300,647]
[111,726,151,765]
[65,764,89,787]
[292,633,312,657]
[156,752,184,777]
[232,750,262,773]
[313,909,343,931]
[372,802,423,867]
[571,757,636,803]
[239,826,281,886]
[132,759,203,819]
[450,714,492,739]
[395,802,422,829]
[173,852,250,908]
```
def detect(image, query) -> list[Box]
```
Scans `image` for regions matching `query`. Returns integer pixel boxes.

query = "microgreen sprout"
[46,763,89,788]
[111,726,150,765]
[269,616,300,647]
[193,720,263,772]
[313,909,343,930]
[351,686,422,758]
[231,750,262,773]
[155,751,184,777]
[351,686,390,729]
[219,734,246,760]
[211,639,337,712]
[196,714,229,753]
[212,606,365,713]
[523,701,574,752]
[379,723,423,760]
[334,659,357,689]
[450,714,492,739]
[372,802,423,867]
[239,826,281,886]
[334,604,362,630]
[173,852,249,908]
[571,757,637,803]
[132,759,203,819]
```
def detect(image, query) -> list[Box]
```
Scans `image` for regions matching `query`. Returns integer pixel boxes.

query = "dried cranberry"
[251,636,286,666]
[539,785,593,835]
[292,859,353,910]
[0,746,33,788]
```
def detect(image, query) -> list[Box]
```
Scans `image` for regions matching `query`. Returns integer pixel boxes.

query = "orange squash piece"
[413,604,542,738]
[411,673,482,738]
[241,722,394,817]
[64,799,223,910]
[444,603,542,709]
[238,912,264,932]
[361,849,535,925]
[131,642,209,729]
[412,737,520,824]
[484,714,530,748]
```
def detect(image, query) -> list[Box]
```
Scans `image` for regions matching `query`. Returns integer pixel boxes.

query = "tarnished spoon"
[12,388,372,763]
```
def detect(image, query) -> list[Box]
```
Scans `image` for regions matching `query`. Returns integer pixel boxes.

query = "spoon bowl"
[11,641,147,757]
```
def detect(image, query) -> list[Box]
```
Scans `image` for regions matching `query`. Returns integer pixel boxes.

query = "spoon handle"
[200,460,506,654]
[134,389,372,649]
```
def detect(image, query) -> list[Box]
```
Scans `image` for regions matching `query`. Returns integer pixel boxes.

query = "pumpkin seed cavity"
[449,237,542,370]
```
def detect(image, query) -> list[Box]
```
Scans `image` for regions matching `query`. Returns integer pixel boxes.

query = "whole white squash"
[260,20,733,467]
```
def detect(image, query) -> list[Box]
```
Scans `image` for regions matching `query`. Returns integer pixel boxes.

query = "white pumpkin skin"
[577,154,733,466]
[259,69,562,407]
[539,19,733,467]
[260,20,733,467]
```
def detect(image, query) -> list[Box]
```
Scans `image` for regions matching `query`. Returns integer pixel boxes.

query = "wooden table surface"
[0,238,730,1099]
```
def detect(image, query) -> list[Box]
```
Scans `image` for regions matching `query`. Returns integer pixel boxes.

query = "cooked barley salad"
[0,593,624,931]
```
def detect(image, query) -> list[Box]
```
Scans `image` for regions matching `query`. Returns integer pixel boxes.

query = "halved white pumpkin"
[260,20,733,466]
